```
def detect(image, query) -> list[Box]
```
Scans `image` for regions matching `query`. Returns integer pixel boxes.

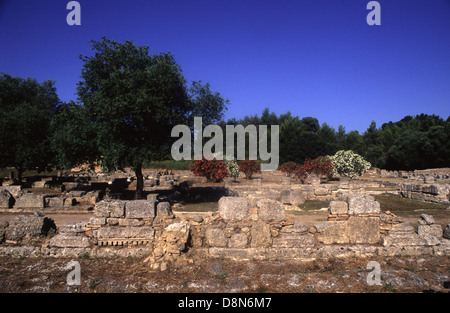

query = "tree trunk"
[134,164,144,199]
[16,167,24,183]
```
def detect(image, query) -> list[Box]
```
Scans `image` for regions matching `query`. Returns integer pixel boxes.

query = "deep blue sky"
[1,0,449,133]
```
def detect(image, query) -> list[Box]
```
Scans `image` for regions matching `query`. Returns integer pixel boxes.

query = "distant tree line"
[221,109,450,171]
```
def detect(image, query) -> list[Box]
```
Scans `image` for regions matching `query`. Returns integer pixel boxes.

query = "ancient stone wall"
[401,182,450,205]
[0,193,449,265]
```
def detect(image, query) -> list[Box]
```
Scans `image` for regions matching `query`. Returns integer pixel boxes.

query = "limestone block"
[49,234,90,248]
[125,200,156,219]
[250,219,272,248]
[156,202,172,217]
[347,216,380,244]
[418,214,435,225]
[417,224,442,238]
[95,226,155,240]
[14,193,45,209]
[315,221,349,244]
[0,186,22,198]
[89,217,106,226]
[205,227,227,247]
[119,218,145,227]
[218,197,248,221]
[256,199,285,222]
[289,190,306,206]
[314,188,328,196]
[6,214,56,242]
[328,200,348,215]
[382,222,427,247]
[229,233,248,248]
[94,200,125,218]
[0,190,14,208]
[273,223,314,248]
[348,195,380,215]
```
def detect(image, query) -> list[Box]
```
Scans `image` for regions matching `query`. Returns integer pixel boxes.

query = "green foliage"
[0,73,59,179]
[77,38,190,172]
[226,108,449,170]
[331,150,371,178]
[75,37,228,197]
[51,101,98,169]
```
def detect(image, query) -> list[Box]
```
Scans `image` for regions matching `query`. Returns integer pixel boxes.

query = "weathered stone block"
[95,226,155,240]
[14,193,45,209]
[347,216,380,244]
[0,186,22,198]
[273,222,313,248]
[94,200,125,218]
[0,190,14,208]
[256,199,285,222]
[119,218,145,227]
[229,233,248,248]
[46,196,64,207]
[289,190,305,206]
[156,202,172,217]
[250,219,272,248]
[125,200,156,219]
[89,217,106,226]
[272,234,315,248]
[6,214,56,242]
[417,224,442,238]
[315,221,349,244]
[218,197,248,221]
[348,195,380,215]
[205,227,227,247]
[49,234,90,248]
[418,214,435,225]
[328,200,348,215]
[314,188,328,196]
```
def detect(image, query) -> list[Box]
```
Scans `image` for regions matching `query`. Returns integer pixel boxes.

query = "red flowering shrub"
[238,160,261,179]
[303,156,334,178]
[190,156,228,182]
[279,156,334,182]
[279,161,301,177]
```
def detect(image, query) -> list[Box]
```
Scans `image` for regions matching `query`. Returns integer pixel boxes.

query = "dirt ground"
[0,253,448,293]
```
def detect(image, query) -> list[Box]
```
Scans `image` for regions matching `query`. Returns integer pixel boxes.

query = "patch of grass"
[373,193,447,213]
[301,200,330,212]
[177,202,218,212]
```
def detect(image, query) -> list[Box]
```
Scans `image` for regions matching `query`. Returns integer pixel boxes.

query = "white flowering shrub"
[224,158,240,181]
[331,150,371,178]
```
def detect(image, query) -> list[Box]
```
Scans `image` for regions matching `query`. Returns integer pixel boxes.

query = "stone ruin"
[0,170,183,214]
[401,180,450,205]
[1,193,449,266]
